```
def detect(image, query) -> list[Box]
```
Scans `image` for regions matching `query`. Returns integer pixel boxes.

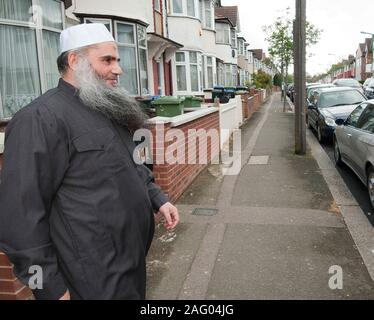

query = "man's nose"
[113,63,123,76]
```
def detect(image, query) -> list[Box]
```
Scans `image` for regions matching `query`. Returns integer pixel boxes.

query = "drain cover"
[192,208,219,216]
[248,156,270,165]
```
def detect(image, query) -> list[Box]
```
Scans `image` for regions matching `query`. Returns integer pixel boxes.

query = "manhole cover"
[192,208,219,216]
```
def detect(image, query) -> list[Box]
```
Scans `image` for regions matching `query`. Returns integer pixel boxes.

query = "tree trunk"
[280,62,284,99]
[283,63,289,112]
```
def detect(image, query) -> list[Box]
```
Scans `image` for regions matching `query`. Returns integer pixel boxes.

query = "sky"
[221,0,374,76]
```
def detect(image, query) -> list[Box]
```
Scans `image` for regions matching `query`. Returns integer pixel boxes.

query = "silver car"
[333,100,374,207]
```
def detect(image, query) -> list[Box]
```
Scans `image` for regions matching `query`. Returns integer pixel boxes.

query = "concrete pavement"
[146,92,374,300]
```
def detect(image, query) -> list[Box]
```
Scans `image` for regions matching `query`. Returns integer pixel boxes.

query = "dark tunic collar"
[58,78,79,97]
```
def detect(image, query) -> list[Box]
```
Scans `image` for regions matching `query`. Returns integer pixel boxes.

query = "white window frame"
[0,0,65,120]
[137,24,149,95]
[199,0,213,29]
[215,22,230,45]
[83,17,113,33]
[114,21,139,95]
[231,28,237,48]
[174,50,202,94]
[154,0,161,12]
[112,21,149,96]
[170,0,198,18]
[205,55,215,89]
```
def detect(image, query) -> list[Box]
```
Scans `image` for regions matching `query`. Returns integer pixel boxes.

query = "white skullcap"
[59,23,115,55]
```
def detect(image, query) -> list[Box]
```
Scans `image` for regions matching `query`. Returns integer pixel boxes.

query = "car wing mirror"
[335,119,345,126]
[307,103,315,110]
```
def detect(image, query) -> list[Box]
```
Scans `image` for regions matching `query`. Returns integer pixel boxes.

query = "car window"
[319,90,366,108]
[335,79,361,87]
[345,103,367,127]
[357,104,374,133]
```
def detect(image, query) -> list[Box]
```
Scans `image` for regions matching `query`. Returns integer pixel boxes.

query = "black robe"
[0,79,168,300]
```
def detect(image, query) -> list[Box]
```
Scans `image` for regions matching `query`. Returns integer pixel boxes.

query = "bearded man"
[0,23,179,300]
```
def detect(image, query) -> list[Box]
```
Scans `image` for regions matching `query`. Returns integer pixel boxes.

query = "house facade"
[0,0,275,122]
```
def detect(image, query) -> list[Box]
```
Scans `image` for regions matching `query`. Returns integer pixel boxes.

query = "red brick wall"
[150,111,220,203]
[0,253,33,300]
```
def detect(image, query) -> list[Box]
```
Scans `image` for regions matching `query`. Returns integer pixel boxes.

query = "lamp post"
[294,0,306,155]
[361,31,374,74]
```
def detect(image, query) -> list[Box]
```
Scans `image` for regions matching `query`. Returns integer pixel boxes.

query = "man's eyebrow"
[101,55,121,62]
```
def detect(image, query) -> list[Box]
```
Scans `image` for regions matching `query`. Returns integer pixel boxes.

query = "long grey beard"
[74,58,148,132]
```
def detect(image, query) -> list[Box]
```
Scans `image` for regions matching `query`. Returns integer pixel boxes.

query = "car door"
[350,104,374,182]
[339,103,367,166]
[308,92,319,129]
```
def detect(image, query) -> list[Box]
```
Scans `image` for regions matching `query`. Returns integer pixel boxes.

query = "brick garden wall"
[150,110,220,203]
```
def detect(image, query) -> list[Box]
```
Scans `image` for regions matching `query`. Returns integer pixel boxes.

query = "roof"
[215,6,240,31]
[250,49,264,61]
[365,38,373,52]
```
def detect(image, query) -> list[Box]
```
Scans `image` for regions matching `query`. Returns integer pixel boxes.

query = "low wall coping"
[147,107,219,128]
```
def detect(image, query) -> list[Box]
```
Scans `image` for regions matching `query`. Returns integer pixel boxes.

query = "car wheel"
[367,167,374,209]
[317,124,325,144]
[333,137,342,167]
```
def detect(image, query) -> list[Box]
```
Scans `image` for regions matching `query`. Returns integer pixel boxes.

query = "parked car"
[306,84,335,103]
[363,78,374,100]
[287,84,295,102]
[307,87,367,143]
[363,78,372,91]
[332,78,364,94]
[287,84,294,98]
[333,100,374,208]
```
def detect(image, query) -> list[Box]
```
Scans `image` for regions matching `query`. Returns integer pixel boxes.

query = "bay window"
[232,65,237,86]
[171,0,198,18]
[112,21,148,95]
[199,0,213,29]
[175,51,202,93]
[217,61,224,86]
[231,28,236,48]
[0,0,63,119]
[238,39,245,56]
[206,56,214,88]
[216,23,230,44]
[224,64,232,87]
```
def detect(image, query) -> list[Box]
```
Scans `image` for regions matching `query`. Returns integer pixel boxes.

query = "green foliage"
[273,73,283,87]
[253,70,273,89]
[262,7,322,88]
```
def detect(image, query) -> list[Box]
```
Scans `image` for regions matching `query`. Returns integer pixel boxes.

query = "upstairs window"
[231,28,236,48]
[216,23,230,44]
[199,0,212,29]
[171,0,198,18]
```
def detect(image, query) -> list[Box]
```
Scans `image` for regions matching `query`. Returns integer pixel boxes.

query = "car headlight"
[325,117,336,127]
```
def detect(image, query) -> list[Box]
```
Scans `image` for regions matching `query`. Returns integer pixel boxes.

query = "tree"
[263,7,322,111]
[253,70,272,89]
[273,73,283,87]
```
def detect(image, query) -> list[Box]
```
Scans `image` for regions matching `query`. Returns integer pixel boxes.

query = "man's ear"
[67,52,79,71]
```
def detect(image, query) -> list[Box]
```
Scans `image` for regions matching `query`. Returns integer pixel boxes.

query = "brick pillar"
[240,93,250,119]
[0,253,33,300]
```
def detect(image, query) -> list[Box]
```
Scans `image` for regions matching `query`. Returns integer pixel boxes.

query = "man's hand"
[59,290,70,300]
[157,202,180,230]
